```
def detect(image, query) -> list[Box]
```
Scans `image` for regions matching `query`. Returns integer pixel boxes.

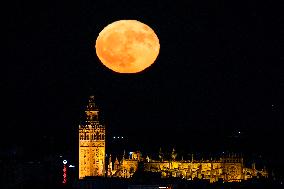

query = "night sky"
[2,0,282,175]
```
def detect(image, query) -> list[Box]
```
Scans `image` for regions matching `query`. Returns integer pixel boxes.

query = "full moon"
[95,20,160,73]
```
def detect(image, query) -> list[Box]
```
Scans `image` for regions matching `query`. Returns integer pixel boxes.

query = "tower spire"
[109,154,112,164]
[158,147,164,161]
[123,150,126,161]
[171,148,177,161]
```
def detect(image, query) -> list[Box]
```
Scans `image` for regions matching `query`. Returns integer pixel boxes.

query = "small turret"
[123,150,126,161]
[252,162,256,170]
[107,154,113,177]
[171,148,177,161]
[158,147,164,161]
[114,157,119,171]
[146,155,150,162]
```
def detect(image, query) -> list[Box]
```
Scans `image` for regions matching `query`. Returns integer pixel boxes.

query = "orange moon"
[95,20,160,73]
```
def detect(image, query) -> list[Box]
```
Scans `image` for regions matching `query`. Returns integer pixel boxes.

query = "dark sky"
[2,0,282,172]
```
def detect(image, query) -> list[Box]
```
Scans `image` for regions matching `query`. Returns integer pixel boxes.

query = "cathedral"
[78,96,268,182]
[106,150,268,183]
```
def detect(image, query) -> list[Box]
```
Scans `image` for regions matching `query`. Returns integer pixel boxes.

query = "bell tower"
[79,96,105,179]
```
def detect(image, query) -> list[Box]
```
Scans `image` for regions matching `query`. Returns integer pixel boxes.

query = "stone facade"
[108,150,268,183]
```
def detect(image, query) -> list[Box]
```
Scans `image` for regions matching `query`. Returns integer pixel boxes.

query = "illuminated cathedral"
[107,150,268,183]
[78,96,268,182]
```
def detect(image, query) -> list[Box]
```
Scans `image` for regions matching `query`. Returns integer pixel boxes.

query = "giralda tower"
[79,96,105,179]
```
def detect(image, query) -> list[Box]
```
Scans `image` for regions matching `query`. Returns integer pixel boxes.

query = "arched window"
[80,134,84,140]
[102,134,105,140]
[96,132,99,140]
